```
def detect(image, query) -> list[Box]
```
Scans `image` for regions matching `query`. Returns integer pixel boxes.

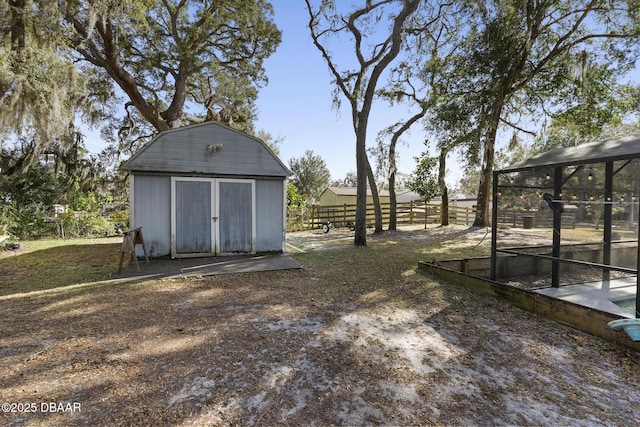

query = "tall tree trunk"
[387,127,402,232]
[473,105,502,227]
[9,0,26,54]
[439,149,449,226]
[387,111,426,231]
[366,157,383,233]
[305,0,421,246]
[355,116,368,245]
[161,71,188,127]
[389,164,397,230]
[387,125,401,231]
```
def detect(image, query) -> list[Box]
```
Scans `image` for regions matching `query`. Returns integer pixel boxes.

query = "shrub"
[109,210,130,233]
[58,211,114,238]
[5,204,58,240]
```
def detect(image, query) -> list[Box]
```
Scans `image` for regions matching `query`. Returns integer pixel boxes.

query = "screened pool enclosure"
[490,135,640,318]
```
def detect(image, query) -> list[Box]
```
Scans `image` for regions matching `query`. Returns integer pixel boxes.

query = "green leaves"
[288,150,331,200]
[407,149,439,203]
[61,0,281,130]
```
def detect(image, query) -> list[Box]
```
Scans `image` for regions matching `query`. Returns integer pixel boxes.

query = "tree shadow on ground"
[0,242,121,296]
[2,227,638,425]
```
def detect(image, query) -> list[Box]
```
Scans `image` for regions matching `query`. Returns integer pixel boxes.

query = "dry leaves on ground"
[1,225,639,426]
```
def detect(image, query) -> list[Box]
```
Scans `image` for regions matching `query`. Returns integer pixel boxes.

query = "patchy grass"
[1,226,639,426]
[286,226,490,306]
[0,237,121,295]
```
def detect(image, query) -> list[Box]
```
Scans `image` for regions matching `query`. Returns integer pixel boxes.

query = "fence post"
[424,202,427,228]
[410,201,414,224]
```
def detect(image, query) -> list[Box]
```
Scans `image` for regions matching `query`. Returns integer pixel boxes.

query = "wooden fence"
[288,202,587,232]
[308,201,475,229]
[496,209,576,229]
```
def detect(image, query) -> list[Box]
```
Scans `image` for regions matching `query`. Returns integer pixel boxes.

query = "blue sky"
[81,1,638,188]
[254,1,640,188]
[254,1,433,185]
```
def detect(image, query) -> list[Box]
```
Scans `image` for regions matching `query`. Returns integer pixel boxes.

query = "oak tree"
[62,0,281,133]
[448,0,640,226]
[305,0,423,245]
[288,150,331,200]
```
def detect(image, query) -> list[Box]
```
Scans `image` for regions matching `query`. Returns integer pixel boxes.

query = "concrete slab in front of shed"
[113,253,301,280]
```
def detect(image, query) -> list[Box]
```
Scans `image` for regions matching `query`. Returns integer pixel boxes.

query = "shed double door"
[171,178,255,258]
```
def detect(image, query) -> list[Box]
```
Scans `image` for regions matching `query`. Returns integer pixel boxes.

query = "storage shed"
[120,122,290,258]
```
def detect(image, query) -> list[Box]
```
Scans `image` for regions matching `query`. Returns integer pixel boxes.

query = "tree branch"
[499,117,536,136]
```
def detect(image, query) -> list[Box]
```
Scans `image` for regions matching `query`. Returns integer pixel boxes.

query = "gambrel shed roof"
[121,121,290,177]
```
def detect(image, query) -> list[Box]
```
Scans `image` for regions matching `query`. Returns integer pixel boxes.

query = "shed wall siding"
[319,192,338,206]
[133,175,171,257]
[256,179,285,252]
[337,195,354,205]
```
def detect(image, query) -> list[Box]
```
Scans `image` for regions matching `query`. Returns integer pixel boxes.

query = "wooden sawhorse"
[117,227,150,273]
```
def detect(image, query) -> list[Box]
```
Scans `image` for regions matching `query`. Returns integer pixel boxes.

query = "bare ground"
[1,225,639,426]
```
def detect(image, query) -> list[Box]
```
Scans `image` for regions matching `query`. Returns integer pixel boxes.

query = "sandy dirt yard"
[1,225,639,426]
